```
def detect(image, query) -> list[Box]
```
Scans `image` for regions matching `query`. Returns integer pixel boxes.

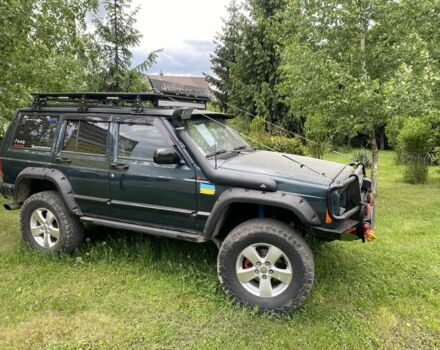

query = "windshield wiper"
[233,145,248,151]
[206,149,227,158]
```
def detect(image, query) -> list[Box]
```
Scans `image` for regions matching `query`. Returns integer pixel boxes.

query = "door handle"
[56,157,72,164]
[111,163,129,171]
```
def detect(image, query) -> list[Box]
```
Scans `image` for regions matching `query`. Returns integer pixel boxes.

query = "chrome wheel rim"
[30,208,60,249]
[236,243,293,298]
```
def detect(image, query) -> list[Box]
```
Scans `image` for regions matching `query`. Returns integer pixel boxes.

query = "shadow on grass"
[82,224,219,266]
[78,225,368,296]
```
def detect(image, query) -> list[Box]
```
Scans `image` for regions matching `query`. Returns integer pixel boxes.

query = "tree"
[209,0,294,129]
[94,0,159,92]
[205,0,243,109]
[279,0,440,193]
[0,0,99,130]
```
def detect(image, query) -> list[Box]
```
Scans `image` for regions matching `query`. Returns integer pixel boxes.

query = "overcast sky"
[130,0,231,77]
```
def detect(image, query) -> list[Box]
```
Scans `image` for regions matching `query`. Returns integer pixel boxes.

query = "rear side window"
[118,123,172,161]
[62,121,108,155]
[11,115,59,151]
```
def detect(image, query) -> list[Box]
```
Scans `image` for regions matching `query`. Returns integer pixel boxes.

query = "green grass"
[0,151,439,349]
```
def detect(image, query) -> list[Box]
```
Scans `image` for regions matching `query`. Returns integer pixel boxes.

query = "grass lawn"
[0,151,439,349]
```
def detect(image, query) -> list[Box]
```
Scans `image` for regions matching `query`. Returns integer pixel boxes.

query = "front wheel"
[217,219,314,313]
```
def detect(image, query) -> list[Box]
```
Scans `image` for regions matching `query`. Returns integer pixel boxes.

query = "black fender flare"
[204,188,322,238]
[13,167,82,216]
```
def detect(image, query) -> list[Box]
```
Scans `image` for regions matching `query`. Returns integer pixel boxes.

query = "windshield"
[186,118,251,157]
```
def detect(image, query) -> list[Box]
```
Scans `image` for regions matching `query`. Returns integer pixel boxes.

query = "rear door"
[54,115,111,217]
[108,116,198,231]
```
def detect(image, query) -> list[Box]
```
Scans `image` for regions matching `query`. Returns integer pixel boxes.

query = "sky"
[130,0,231,77]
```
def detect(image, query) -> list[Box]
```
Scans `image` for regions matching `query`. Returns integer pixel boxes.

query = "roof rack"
[31,92,210,112]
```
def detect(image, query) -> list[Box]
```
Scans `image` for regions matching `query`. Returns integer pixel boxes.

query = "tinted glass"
[62,121,108,155]
[12,115,59,151]
[118,123,171,160]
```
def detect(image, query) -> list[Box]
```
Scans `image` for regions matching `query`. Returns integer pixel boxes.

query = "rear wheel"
[20,191,84,253]
[217,218,314,313]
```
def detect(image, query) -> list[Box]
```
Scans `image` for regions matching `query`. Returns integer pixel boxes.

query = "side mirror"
[153,148,181,165]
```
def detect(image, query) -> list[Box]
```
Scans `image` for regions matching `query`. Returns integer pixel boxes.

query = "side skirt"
[80,216,208,243]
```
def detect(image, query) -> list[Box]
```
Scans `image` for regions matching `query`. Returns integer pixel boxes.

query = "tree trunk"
[371,132,379,194]
[380,127,385,150]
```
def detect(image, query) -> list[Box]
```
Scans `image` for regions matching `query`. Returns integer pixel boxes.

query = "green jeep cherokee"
[0,92,375,312]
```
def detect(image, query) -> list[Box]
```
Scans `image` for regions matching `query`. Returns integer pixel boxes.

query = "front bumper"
[312,163,376,242]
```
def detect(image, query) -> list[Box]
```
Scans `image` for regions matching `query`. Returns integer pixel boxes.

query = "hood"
[219,150,353,186]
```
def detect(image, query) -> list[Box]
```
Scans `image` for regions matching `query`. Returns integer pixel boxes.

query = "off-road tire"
[218,218,314,313]
[20,191,84,253]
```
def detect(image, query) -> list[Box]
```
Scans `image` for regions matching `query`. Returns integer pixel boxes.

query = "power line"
[220,100,344,156]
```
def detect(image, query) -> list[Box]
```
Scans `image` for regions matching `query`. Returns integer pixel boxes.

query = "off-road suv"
[0,92,375,312]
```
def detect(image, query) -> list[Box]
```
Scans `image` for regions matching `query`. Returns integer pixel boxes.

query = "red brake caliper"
[243,258,253,269]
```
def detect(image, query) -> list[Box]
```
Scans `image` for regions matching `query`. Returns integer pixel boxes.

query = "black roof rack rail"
[31,92,210,112]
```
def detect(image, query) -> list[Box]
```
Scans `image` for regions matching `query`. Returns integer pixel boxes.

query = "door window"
[118,123,172,161]
[62,121,108,155]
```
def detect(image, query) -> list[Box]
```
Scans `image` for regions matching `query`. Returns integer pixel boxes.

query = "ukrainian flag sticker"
[199,183,216,196]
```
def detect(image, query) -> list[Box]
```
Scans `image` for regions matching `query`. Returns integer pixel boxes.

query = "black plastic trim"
[73,195,109,203]
[177,129,277,192]
[311,219,359,239]
[327,166,364,221]
[14,167,82,215]
[204,188,321,238]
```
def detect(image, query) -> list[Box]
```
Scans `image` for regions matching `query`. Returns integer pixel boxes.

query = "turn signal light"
[325,208,333,224]
[367,192,374,204]
[363,223,376,242]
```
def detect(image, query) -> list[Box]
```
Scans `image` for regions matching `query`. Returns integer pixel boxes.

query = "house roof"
[147,75,210,90]
[146,74,212,99]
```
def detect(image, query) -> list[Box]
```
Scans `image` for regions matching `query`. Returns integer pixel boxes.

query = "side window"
[11,115,59,151]
[62,121,108,155]
[118,123,172,161]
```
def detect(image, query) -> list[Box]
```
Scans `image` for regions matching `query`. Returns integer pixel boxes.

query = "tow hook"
[363,223,376,242]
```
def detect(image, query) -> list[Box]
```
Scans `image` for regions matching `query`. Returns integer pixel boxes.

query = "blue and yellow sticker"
[199,183,216,196]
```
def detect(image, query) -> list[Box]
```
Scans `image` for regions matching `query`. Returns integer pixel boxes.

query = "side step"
[80,216,208,243]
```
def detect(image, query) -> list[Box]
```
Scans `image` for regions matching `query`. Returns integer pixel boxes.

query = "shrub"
[386,116,405,164]
[398,117,433,184]
[249,117,266,134]
[304,114,330,159]
[432,147,440,166]
[352,148,372,168]
[227,116,251,135]
[248,133,305,155]
[425,113,440,164]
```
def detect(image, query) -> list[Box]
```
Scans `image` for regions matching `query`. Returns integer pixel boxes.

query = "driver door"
[109,117,198,231]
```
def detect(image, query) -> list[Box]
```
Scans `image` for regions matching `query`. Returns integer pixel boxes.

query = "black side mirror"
[153,148,181,165]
